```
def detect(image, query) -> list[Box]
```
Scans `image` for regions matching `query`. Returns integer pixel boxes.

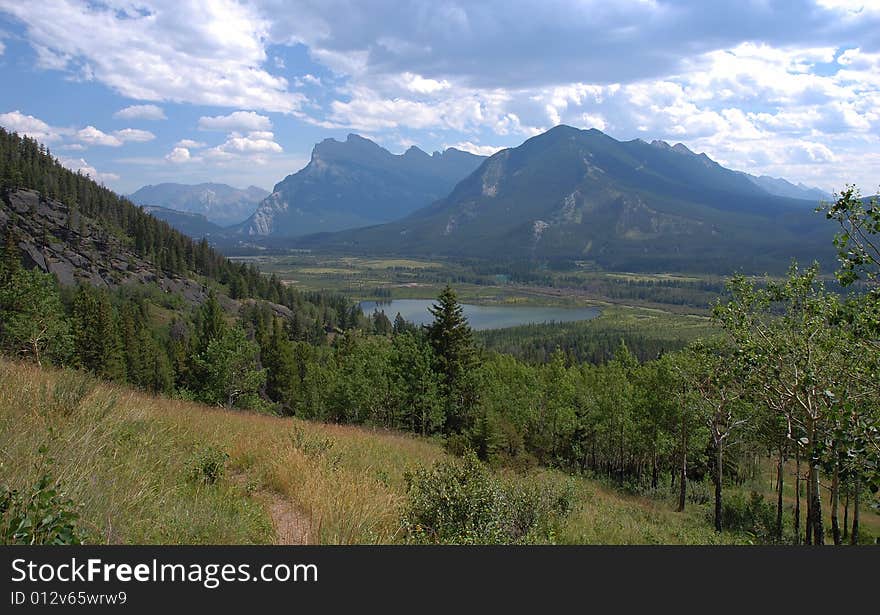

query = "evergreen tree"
[194,291,226,353]
[263,318,297,412]
[71,285,124,380]
[372,309,393,335]
[426,286,477,433]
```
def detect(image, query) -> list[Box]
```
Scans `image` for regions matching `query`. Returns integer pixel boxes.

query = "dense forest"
[1,128,878,544]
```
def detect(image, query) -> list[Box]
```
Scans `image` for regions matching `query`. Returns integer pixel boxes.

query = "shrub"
[0,473,83,545]
[187,446,229,485]
[686,479,712,505]
[502,477,576,541]
[402,452,574,544]
[719,491,775,542]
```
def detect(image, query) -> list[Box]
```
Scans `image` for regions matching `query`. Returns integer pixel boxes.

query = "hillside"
[142,205,225,239]
[0,358,764,545]
[235,134,485,237]
[300,126,835,274]
[2,188,207,301]
[130,183,268,226]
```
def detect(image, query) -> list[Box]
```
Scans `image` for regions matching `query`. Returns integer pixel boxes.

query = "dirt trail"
[230,471,312,544]
[264,490,312,545]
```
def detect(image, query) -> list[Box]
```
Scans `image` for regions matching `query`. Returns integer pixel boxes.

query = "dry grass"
[1,358,792,545]
[0,358,443,544]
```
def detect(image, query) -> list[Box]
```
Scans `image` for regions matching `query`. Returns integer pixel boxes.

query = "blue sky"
[0,0,878,195]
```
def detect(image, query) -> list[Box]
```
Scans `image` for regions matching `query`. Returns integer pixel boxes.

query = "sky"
[0,0,878,195]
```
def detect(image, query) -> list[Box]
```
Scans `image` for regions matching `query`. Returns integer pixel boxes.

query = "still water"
[358,299,600,331]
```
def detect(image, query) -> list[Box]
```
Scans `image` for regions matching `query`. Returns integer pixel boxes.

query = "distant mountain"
[742,174,831,202]
[129,183,268,226]
[142,205,224,238]
[235,134,485,237]
[300,125,834,274]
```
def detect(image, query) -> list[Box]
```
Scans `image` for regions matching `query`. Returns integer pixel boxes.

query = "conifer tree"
[426,285,477,433]
[72,285,124,380]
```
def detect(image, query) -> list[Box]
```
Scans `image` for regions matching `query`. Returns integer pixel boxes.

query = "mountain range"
[295,126,834,274]
[141,205,225,238]
[741,173,830,201]
[129,182,269,226]
[233,134,485,237]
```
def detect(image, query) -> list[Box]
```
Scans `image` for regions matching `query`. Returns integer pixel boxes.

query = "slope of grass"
[2,358,762,545]
[0,359,442,544]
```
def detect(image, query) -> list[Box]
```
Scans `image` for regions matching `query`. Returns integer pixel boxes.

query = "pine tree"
[426,285,477,433]
[71,285,124,380]
[263,318,297,412]
[195,291,226,352]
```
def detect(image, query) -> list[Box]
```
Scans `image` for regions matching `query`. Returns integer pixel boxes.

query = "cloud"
[0,110,62,142]
[206,131,283,157]
[445,141,504,156]
[198,111,272,132]
[113,104,166,121]
[165,147,191,163]
[76,125,123,147]
[58,156,119,184]
[402,73,450,94]
[264,0,880,88]
[175,139,206,148]
[4,1,880,192]
[114,128,155,143]
[0,39,4,56]
[0,0,305,113]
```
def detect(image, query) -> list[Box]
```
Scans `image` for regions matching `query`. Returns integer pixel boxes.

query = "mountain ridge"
[235,134,486,237]
[295,125,834,274]
[129,182,269,226]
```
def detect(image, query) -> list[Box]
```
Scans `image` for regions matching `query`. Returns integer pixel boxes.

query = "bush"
[187,446,229,485]
[402,452,573,544]
[719,491,775,542]
[0,473,83,545]
[686,480,712,505]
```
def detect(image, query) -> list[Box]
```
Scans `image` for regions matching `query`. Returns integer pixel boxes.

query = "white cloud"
[198,111,272,132]
[445,141,504,156]
[114,128,155,143]
[113,104,166,121]
[0,0,305,113]
[402,73,450,94]
[298,74,322,86]
[76,125,123,147]
[175,139,206,148]
[208,131,283,155]
[0,110,62,142]
[58,156,119,184]
[0,39,4,56]
[580,113,607,132]
[165,147,191,163]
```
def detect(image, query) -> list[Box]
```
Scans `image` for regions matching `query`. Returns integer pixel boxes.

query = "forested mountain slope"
[302,126,834,274]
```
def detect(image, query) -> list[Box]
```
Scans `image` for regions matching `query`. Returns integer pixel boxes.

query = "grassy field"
[230,253,728,313]
[0,358,786,545]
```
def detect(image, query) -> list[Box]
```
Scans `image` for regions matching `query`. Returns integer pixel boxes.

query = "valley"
[4,5,880,611]
[1,123,877,548]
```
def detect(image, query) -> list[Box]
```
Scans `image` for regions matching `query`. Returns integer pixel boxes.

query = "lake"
[358,299,601,331]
